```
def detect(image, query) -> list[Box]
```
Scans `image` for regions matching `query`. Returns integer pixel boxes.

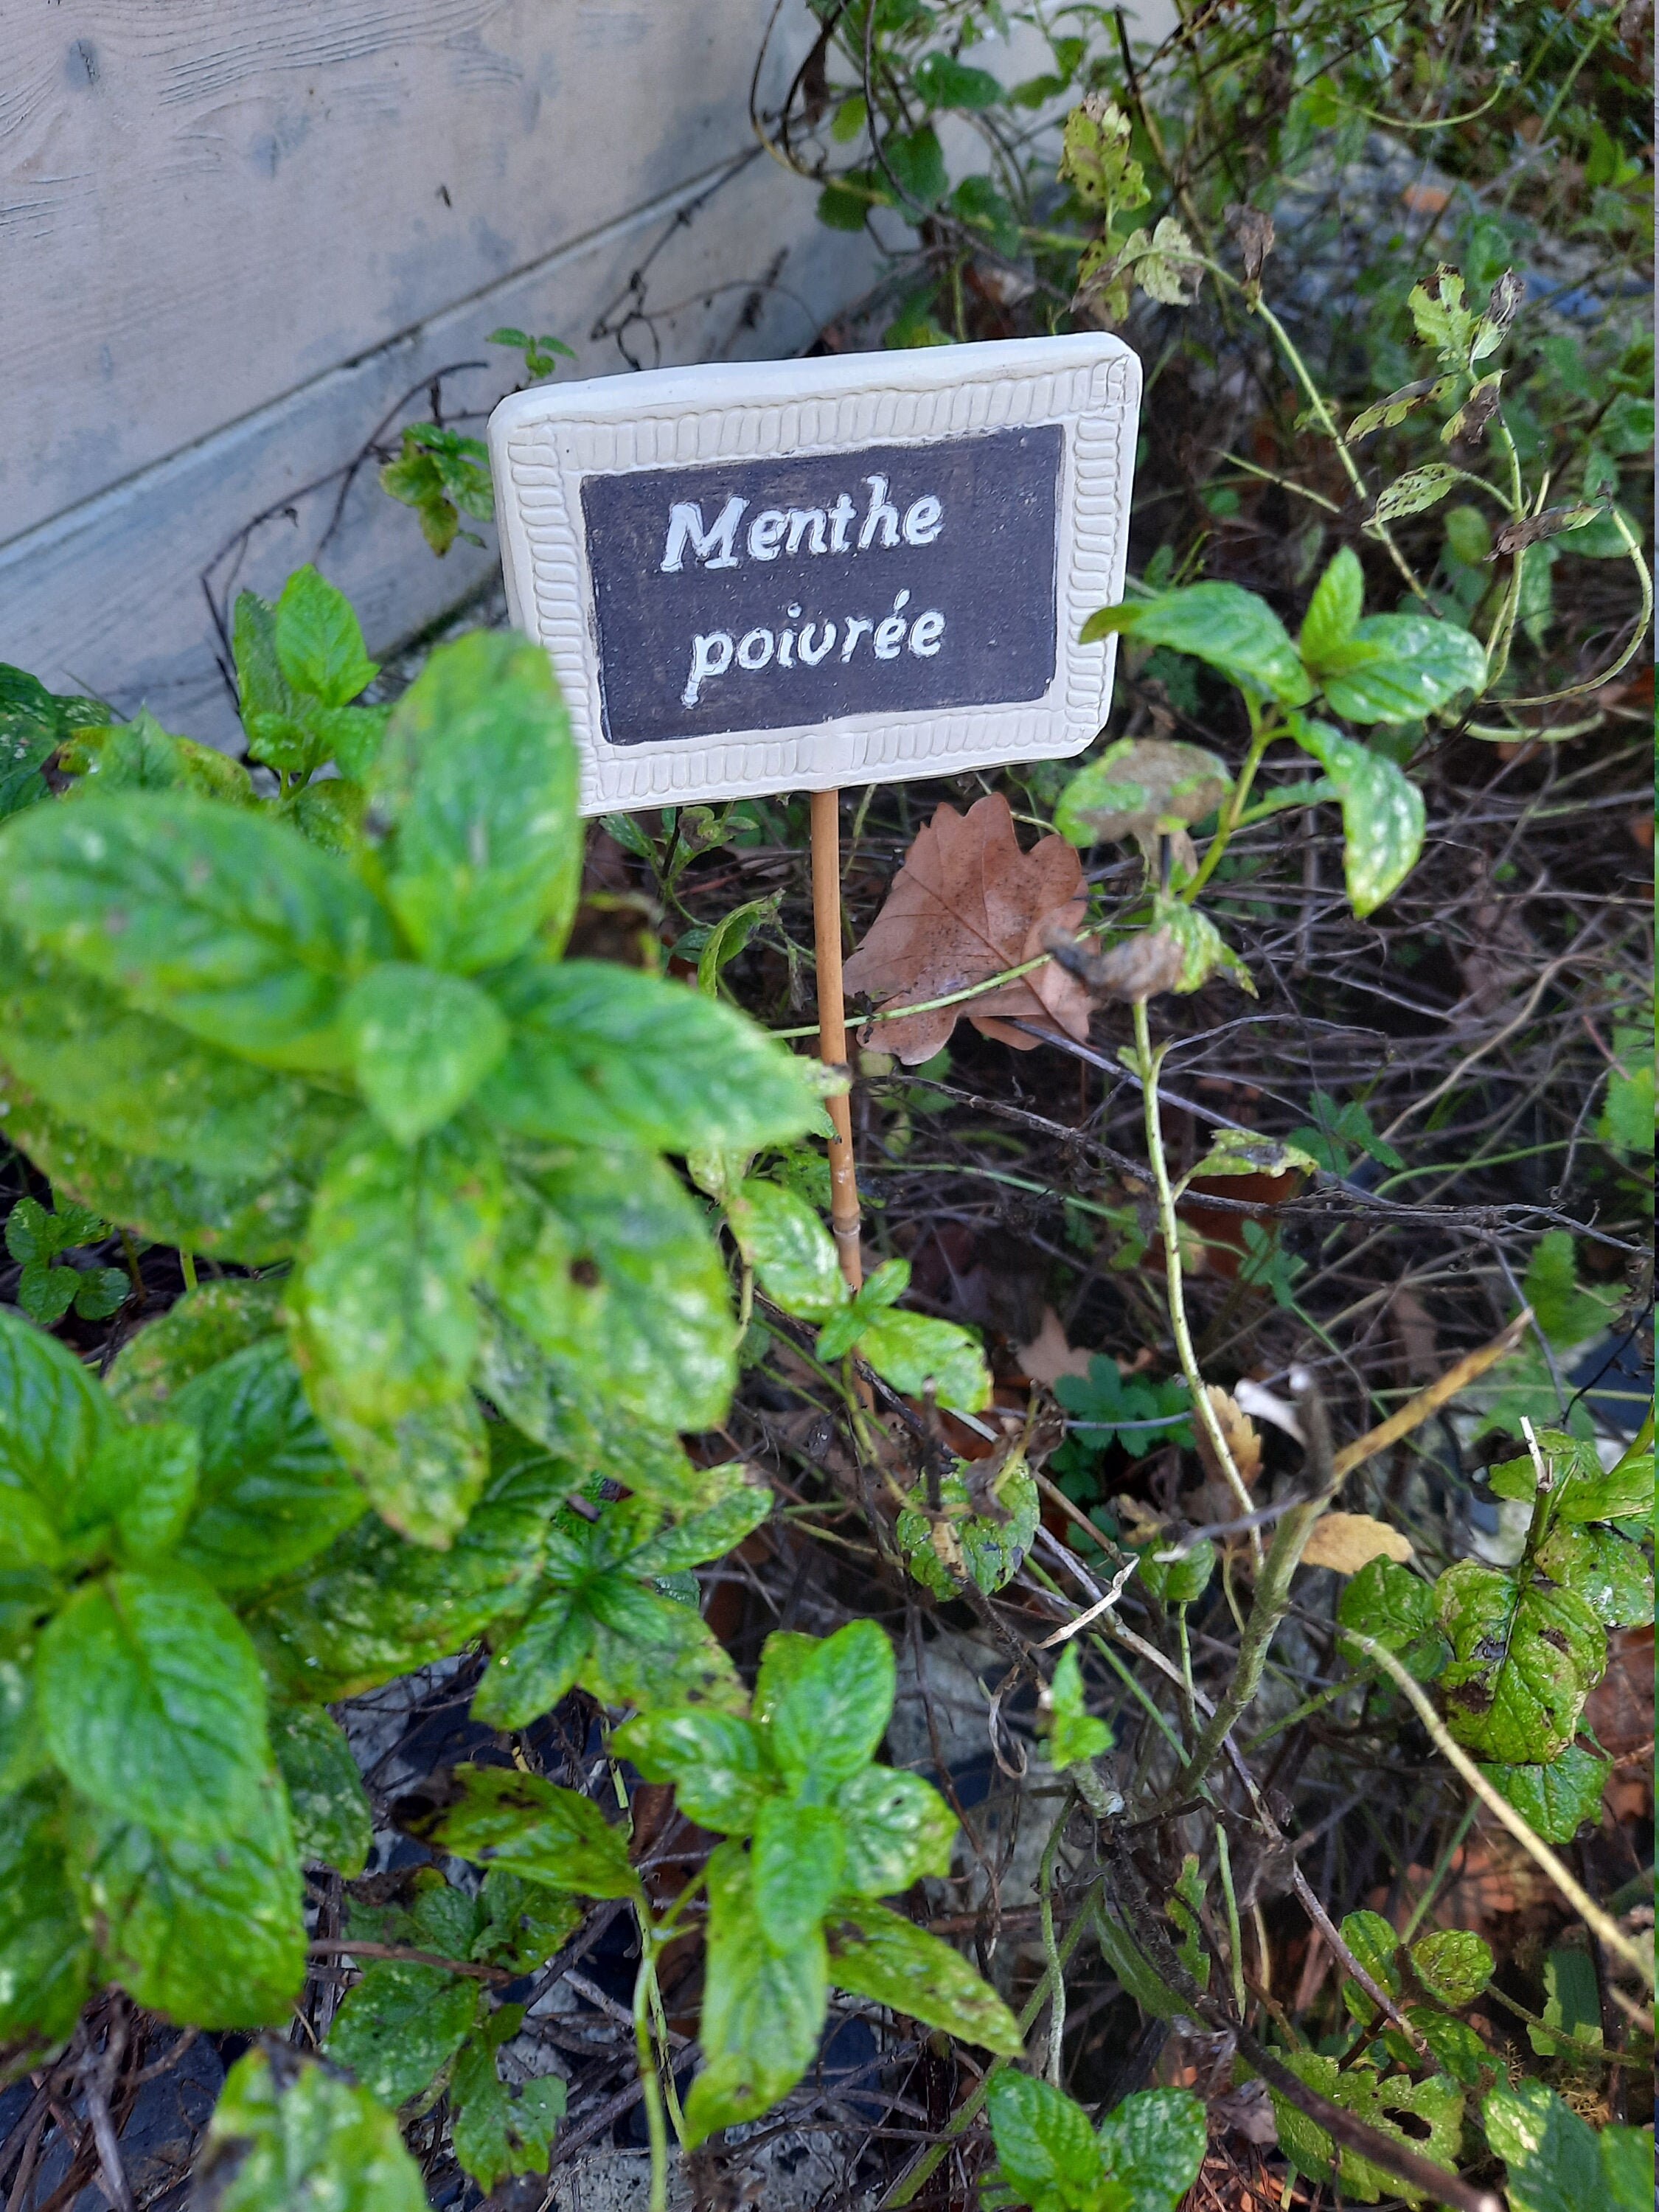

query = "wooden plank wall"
[0,1,877,745]
[1,0,1173,749]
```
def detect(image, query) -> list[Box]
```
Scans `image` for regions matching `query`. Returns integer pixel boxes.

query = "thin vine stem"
[1130,999,1260,1553]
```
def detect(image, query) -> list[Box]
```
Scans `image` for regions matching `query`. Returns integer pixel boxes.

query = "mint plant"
[1340,1421,1653,1840]
[3,1194,128,1326]
[984,2074,1207,2212]
[611,1620,1023,2138]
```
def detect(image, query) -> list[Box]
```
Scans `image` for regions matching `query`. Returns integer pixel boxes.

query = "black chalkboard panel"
[579,425,1062,747]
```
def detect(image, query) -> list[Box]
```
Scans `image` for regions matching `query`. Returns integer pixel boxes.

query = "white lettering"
[858,475,900,550]
[747,509,788,561]
[786,508,828,554]
[874,590,911,659]
[682,630,733,705]
[737,627,775,670]
[827,493,856,553]
[902,495,942,545]
[909,609,945,656]
[797,621,836,665]
[661,497,748,573]
[840,616,874,662]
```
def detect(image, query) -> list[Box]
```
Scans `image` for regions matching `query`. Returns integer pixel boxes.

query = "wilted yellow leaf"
[1301,1511,1414,1574]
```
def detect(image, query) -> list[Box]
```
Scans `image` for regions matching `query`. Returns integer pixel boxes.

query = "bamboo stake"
[810,787,863,1293]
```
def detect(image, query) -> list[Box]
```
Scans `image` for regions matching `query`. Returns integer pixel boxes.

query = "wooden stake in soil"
[810,787,863,1294]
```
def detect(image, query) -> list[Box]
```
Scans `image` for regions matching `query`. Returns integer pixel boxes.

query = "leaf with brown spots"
[843,793,1093,1065]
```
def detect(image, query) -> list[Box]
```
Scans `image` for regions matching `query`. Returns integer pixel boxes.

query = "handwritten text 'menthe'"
[660,476,942,572]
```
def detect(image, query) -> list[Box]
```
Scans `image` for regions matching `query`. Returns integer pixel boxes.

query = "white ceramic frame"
[489,333,1141,815]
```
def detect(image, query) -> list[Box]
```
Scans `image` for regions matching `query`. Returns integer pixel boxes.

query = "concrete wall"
[0,0,1175,748]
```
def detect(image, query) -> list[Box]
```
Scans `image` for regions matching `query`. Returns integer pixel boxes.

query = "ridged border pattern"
[488,336,1141,815]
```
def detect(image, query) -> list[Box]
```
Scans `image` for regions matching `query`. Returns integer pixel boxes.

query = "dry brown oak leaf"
[842,793,1093,1065]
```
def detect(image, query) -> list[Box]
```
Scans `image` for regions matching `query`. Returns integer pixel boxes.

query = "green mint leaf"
[243,1436,561,1703]
[170,1340,365,1590]
[0,1780,97,2062]
[683,1839,828,2146]
[913,51,1002,107]
[1338,1557,1451,1679]
[73,1267,131,1321]
[69,1775,306,2026]
[199,2049,428,2212]
[271,1705,372,1875]
[1286,717,1425,915]
[107,1277,284,1419]
[1046,1641,1113,1767]
[582,1574,748,1715]
[1521,1231,1619,1354]
[422,1763,641,1900]
[1410,1927,1494,2009]
[273,567,378,709]
[1484,2081,1603,2212]
[753,1799,846,1947]
[18,1259,77,1326]
[1082,582,1312,708]
[66,1420,200,1565]
[4,1196,58,1263]
[830,1896,1023,2051]
[1137,1534,1217,1607]
[474,1866,582,1975]
[0,1306,110,1562]
[366,631,580,975]
[1099,2086,1209,2212]
[727,1177,846,1318]
[987,2071,1107,2204]
[344,963,508,1145]
[1477,1745,1611,1844]
[835,1767,955,1895]
[37,1566,272,1841]
[1298,547,1365,667]
[883,124,947,209]
[473,1590,592,1729]
[490,1148,734,1436]
[292,1116,501,1539]
[232,591,292,725]
[0,933,358,1178]
[0,793,397,1071]
[770,1618,894,1795]
[0,1088,316,1267]
[450,2034,564,2192]
[326,1958,479,2108]
[1315,613,1486,723]
[614,1710,773,1833]
[1337,1907,1402,2024]
[1383,2005,1492,2085]
[855,1308,992,1412]
[482,960,822,1157]
[626,1464,771,1575]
